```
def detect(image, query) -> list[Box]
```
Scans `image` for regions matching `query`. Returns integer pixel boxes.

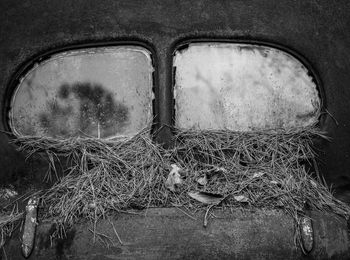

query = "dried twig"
[10,125,350,240]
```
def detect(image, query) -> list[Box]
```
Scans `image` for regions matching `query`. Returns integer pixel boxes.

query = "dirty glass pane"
[173,43,320,131]
[10,46,154,138]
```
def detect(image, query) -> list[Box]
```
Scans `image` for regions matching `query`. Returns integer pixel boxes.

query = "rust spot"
[300,216,314,254]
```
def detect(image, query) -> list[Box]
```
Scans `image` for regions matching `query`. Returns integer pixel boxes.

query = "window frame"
[3,41,159,139]
[171,39,326,131]
[2,39,325,141]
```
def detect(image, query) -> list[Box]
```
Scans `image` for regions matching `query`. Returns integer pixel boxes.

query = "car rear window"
[9,46,154,138]
[173,43,320,130]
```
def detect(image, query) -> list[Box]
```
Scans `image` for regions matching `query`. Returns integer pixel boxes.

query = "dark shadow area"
[39,82,129,138]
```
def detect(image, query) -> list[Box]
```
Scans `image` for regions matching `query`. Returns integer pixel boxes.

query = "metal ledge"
[3,208,349,259]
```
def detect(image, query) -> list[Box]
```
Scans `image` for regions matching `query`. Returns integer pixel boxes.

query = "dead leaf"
[0,188,18,199]
[88,202,97,209]
[276,200,284,207]
[165,164,183,192]
[252,172,265,179]
[310,180,317,188]
[233,195,249,203]
[213,166,227,174]
[197,175,208,186]
[188,191,224,205]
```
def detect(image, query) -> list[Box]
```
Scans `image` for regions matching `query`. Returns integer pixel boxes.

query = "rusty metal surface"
[3,208,350,259]
[300,216,314,254]
[0,0,350,258]
[0,0,349,192]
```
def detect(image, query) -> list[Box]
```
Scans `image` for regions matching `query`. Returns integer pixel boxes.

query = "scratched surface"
[174,43,320,130]
[10,46,154,138]
[1,2,350,253]
[4,208,350,259]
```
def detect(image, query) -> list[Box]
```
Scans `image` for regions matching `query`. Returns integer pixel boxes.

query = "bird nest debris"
[0,205,23,249]
[5,126,350,239]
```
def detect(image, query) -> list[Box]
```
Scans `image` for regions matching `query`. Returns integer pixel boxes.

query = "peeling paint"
[10,46,154,138]
[174,43,320,130]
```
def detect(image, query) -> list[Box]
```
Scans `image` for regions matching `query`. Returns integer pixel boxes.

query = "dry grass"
[0,205,23,248]
[170,126,349,219]
[10,125,350,236]
[15,129,170,231]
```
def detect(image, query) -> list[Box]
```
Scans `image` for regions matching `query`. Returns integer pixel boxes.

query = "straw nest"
[0,205,23,248]
[10,126,350,235]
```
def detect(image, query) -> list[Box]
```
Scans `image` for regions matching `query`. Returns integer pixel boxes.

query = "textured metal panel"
[0,1,350,258]
[4,209,350,260]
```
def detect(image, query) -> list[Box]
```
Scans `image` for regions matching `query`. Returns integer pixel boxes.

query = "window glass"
[173,43,320,130]
[10,46,154,138]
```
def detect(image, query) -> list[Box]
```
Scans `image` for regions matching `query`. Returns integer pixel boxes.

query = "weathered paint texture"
[4,208,350,260]
[1,0,350,193]
[174,43,320,130]
[1,0,350,259]
[10,47,154,138]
